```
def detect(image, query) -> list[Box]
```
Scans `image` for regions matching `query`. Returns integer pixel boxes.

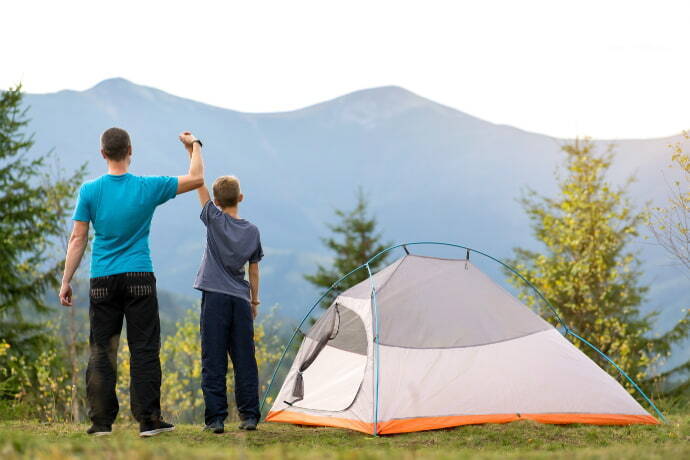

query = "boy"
[193,174,263,434]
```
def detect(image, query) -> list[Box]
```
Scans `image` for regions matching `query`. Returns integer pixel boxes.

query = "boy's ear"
[101,148,107,160]
[238,193,244,203]
[213,198,221,207]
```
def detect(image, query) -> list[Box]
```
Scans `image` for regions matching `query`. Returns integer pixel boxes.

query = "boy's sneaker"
[203,420,224,434]
[139,420,175,437]
[238,418,258,431]
[86,424,112,436]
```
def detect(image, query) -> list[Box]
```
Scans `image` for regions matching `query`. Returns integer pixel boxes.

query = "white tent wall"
[375,329,654,434]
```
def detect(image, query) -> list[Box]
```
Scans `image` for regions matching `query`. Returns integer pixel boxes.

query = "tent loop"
[329,304,341,340]
[403,245,410,255]
[465,248,470,269]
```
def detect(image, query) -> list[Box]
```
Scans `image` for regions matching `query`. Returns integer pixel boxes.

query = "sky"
[2,0,689,139]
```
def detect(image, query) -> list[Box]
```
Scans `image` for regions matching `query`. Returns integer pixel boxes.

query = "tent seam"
[377,327,554,350]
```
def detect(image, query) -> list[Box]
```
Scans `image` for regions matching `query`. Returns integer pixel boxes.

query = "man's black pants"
[86,272,162,425]
[200,291,260,424]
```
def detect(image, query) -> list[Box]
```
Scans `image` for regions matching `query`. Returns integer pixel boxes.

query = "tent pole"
[366,263,381,436]
[566,329,666,423]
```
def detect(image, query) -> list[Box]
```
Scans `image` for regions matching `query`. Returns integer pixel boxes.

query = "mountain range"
[21,78,688,361]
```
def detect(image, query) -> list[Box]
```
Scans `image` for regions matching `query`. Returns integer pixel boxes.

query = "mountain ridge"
[38,77,683,142]
[19,79,689,369]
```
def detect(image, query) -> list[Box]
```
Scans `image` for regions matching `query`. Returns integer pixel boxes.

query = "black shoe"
[139,420,175,437]
[86,424,112,436]
[238,418,258,431]
[203,420,224,434]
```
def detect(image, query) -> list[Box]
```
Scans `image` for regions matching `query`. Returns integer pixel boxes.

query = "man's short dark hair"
[101,127,131,161]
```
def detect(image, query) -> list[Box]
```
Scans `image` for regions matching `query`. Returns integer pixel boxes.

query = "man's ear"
[238,193,244,203]
[101,148,108,160]
[127,145,132,157]
[213,199,221,207]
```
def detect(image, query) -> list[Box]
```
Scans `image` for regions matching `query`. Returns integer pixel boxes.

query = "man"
[59,128,204,437]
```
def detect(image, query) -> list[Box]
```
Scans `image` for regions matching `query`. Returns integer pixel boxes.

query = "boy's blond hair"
[212,176,241,208]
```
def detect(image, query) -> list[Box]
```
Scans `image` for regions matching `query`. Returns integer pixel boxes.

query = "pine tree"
[0,84,86,375]
[508,138,690,390]
[305,188,391,308]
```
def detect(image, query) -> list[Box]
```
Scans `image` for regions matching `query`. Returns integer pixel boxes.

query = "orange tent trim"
[265,410,373,434]
[265,410,659,435]
[378,412,660,434]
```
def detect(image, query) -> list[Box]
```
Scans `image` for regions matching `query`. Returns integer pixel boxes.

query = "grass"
[0,412,688,460]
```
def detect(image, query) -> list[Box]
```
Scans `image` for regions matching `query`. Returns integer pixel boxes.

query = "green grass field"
[0,412,688,459]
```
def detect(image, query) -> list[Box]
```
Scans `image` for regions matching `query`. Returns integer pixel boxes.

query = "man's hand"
[59,282,73,307]
[250,300,260,320]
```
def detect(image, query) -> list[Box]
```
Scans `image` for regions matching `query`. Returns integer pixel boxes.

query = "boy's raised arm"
[197,184,211,207]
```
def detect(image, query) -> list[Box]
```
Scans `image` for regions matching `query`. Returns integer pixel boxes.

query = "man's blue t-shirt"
[72,173,178,278]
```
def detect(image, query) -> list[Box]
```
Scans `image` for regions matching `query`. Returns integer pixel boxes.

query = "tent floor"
[265,410,659,435]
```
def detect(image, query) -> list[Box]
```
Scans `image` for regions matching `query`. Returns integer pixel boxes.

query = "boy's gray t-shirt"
[194,200,263,302]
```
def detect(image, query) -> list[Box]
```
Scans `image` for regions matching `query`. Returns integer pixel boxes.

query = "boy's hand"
[179,131,197,153]
[250,300,260,319]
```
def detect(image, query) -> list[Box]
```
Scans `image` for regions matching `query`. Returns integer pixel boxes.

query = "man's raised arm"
[177,131,204,194]
[59,220,89,306]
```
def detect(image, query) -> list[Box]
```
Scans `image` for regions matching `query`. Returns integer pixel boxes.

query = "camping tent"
[265,249,661,435]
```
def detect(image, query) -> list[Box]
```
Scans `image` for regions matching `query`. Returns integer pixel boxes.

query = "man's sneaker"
[203,420,224,434]
[238,418,258,431]
[86,424,112,436]
[139,420,175,437]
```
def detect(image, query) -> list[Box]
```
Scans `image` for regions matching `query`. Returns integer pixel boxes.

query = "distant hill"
[22,79,688,363]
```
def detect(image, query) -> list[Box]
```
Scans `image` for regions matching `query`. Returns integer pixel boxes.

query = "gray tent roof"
[341,254,553,349]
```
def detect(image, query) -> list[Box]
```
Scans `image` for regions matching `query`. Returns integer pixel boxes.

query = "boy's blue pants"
[200,290,260,424]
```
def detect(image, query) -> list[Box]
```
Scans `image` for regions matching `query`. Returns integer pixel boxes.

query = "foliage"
[648,131,690,274]
[305,188,391,308]
[646,132,690,393]
[117,308,282,423]
[0,322,74,422]
[508,138,690,391]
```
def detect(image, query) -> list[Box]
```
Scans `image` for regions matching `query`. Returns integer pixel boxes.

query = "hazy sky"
[3,0,688,139]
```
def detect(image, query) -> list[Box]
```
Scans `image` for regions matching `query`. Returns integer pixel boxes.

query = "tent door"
[288,304,368,412]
